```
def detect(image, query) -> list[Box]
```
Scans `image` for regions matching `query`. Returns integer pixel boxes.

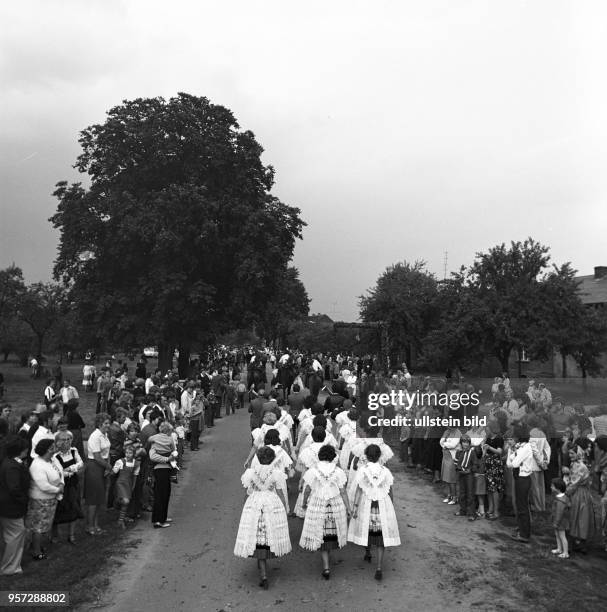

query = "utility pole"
[443,251,448,281]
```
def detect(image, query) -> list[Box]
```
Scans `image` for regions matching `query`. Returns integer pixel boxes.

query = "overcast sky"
[2,0,607,321]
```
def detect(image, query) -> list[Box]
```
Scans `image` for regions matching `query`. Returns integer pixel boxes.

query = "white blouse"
[87,429,110,460]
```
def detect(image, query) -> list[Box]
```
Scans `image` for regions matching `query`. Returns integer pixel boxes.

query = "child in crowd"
[174,414,186,468]
[113,444,140,528]
[454,434,477,520]
[124,423,146,519]
[236,377,247,410]
[550,477,570,559]
[474,442,487,518]
[440,425,461,505]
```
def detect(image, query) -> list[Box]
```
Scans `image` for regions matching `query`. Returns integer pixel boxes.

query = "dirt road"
[88,397,537,612]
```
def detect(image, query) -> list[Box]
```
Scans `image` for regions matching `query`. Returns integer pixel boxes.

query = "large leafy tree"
[359,261,439,367]
[572,307,607,377]
[537,263,590,377]
[50,94,305,372]
[18,283,67,358]
[463,239,551,372]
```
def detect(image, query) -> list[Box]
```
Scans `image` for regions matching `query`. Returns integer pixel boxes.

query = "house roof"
[576,274,607,305]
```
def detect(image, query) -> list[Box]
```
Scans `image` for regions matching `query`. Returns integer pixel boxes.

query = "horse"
[276,363,297,400]
[247,363,267,393]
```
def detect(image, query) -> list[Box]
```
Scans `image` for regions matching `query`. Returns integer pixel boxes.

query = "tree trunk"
[36,333,44,359]
[561,350,567,378]
[517,349,522,378]
[158,341,173,374]
[177,344,191,379]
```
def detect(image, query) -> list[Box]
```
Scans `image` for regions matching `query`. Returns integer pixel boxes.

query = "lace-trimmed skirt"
[252,509,275,559]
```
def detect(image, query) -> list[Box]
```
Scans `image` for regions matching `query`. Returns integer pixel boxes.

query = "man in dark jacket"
[0,436,30,575]
[248,387,266,432]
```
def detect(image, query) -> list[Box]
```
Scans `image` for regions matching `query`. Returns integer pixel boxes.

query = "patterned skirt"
[368,501,384,546]
[26,498,58,534]
[320,503,339,551]
[252,509,275,559]
[485,454,504,493]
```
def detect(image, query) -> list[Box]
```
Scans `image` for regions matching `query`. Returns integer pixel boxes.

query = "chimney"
[594,266,607,279]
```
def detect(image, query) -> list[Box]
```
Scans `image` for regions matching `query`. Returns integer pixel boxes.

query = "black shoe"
[363,552,372,563]
[374,569,382,581]
[510,534,529,543]
[259,578,268,589]
[322,569,330,580]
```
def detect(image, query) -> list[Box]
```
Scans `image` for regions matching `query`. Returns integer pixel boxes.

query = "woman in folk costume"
[250,429,294,513]
[348,444,400,581]
[296,395,315,429]
[338,409,360,470]
[346,424,394,504]
[250,411,294,457]
[334,399,354,438]
[293,426,329,517]
[299,445,351,579]
[295,404,332,455]
[276,398,294,433]
[297,415,338,459]
[234,446,291,590]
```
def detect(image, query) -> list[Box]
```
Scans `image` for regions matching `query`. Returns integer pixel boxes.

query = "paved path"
[94,395,520,612]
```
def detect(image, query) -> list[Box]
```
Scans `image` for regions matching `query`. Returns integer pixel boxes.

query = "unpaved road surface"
[90,401,523,612]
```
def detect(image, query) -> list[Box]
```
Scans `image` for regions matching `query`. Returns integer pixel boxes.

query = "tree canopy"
[255,267,310,348]
[50,93,305,372]
[359,261,439,366]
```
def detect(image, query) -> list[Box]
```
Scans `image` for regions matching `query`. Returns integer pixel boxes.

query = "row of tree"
[359,239,607,377]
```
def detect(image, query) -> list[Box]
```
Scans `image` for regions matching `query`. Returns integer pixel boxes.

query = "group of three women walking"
[233,422,401,588]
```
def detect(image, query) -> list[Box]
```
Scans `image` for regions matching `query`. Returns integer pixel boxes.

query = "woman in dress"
[84,412,112,535]
[293,426,328,517]
[82,361,96,393]
[234,446,291,589]
[299,445,350,579]
[348,444,401,580]
[51,430,83,543]
[564,442,598,553]
[346,424,394,505]
[483,418,504,520]
[26,438,64,560]
[297,414,337,457]
[250,429,294,511]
